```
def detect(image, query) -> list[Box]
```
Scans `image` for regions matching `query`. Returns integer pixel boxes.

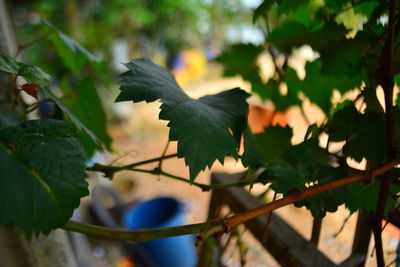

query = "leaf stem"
[15,30,55,58]
[224,159,400,230]
[63,220,205,242]
[124,153,178,168]
[66,159,400,242]
[89,163,252,191]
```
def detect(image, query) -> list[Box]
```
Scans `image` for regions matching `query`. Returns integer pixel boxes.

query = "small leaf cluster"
[215,0,400,217]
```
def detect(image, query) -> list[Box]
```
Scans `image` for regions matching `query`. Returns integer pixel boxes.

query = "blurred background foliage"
[11,0,261,157]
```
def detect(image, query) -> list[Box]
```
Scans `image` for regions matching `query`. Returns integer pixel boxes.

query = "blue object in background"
[123,197,197,267]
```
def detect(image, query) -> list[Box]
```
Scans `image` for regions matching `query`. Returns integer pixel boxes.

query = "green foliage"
[116,59,249,179]
[1,0,399,245]
[0,54,51,86]
[116,59,248,180]
[60,78,111,155]
[328,101,387,162]
[215,0,400,219]
[255,125,293,164]
[44,21,101,74]
[39,87,102,150]
[0,117,88,237]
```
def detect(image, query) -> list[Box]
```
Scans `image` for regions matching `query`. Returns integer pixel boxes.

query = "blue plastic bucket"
[123,197,197,267]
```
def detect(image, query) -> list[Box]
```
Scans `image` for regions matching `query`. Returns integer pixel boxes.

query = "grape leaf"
[345,180,399,217]
[60,78,112,156]
[0,119,88,237]
[44,21,101,73]
[0,111,20,128]
[395,73,400,88]
[267,21,347,53]
[215,43,264,93]
[272,139,348,217]
[265,69,302,110]
[353,1,380,18]
[38,87,102,150]
[255,125,293,164]
[0,54,51,86]
[327,100,360,141]
[116,59,249,179]
[328,102,387,162]
[242,128,266,170]
[343,112,386,162]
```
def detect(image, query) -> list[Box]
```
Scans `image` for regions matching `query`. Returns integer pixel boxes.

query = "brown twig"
[373,1,398,266]
[67,158,400,243]
[262,191,277,242]
[14,30,55,58]
[224,159,400,230]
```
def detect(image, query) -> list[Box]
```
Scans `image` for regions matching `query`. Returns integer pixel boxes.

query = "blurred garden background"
[5,0,400,266]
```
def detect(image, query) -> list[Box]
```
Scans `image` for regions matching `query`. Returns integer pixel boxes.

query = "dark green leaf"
[0,119,88,237]
[242,128,266,170]
[395,73,400,88]
[39,87,102,149]
[0,54,51,86]
[268,21,346,53]
[0,111,20,129]
[343,112,386,162]
[327,100,360,141]
[44,21,100,73]
[353,1,380,18]
[255,125,293,163]
[345,181,398,216]
[269,163,305,193]
[60,78,112,156]
[328,101,386,162]
[253,0,312,23]
[116,59,249,179]
[216,43,264,83]
[300,61,334,114]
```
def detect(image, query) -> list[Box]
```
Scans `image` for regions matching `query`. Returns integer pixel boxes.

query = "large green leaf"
[271,139,348,217]
[267,21,346,53]
[116,59,249,179]
[60,78,112,156]
[0,111,20,128]
[255,125,293,164]
[0,54,51,86]
[216,43,263,80]
[38,87,102,150]
[44,21,101,73]
[327,101,387,162]
[345,181,398,216]
[298,60,362,114]
[242,128,266,170]
[0,119,88,237]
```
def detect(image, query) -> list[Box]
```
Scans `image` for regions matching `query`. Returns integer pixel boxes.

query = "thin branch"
[124,153,178,168]
[373,1,398,266]
[89,164,251,191]
[224,159,400,230]
[158,141,170,170]
[15,30,55,58]
[262,191,277,242]
[333,213,353,238]
[24,98,50,114]
[63,220,206,242]
[65,158,400,242]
